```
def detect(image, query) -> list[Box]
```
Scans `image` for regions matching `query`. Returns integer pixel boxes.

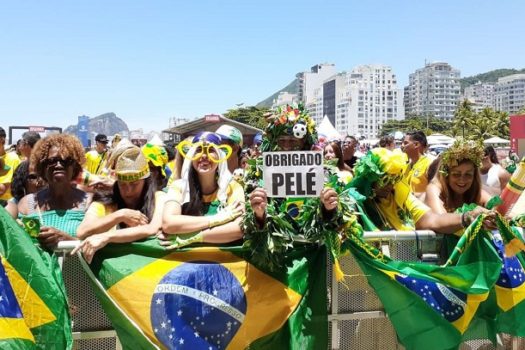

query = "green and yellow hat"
[350,148,408,198]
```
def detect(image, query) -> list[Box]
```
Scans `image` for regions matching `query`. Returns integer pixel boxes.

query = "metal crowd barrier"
[55,241,121,350]
[54,231,519,350]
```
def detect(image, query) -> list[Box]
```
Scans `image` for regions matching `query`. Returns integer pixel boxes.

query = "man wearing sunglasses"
[341,135,359,169]
[0,127,21,203]
[85,134,109,176]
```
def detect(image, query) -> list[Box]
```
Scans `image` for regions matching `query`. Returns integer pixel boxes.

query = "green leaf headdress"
[349,148,408,197]
[439,139,484,176]
[261,104,318,152]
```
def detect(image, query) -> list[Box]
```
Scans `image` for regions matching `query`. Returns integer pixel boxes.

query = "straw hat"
[107,138,135,170]
[115,147,150,182]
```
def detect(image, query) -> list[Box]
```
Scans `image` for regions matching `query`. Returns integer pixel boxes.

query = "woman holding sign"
[244,105,346,270]
[159,132,245,248]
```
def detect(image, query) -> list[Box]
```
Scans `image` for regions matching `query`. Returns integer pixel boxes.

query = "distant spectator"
[379,135,395,150]
[85,134,109,175]
[480,145,511,194]
[402,130,433,196]
[111,133,122,148]
[164,142,176,180]
[324,141,353,184]
[240,149,250,169]
[16,139,23,158]
[250,132,263,158]
[5,160,45,218]
[216,125,243,173]
[341,135,358,168]
[0,127,22,203]
[142,136,169,190]
[19,131,42,159]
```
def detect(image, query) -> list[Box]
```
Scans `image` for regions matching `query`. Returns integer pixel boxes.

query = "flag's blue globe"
[395,275,467,322]
[151,261,247,350]
[493,239,525,288]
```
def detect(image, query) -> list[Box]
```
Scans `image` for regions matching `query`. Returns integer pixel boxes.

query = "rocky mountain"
[64,112,129,137]
[256,79,299,108]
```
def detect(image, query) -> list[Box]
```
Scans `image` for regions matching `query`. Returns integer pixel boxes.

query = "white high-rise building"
[404,62,461,121]
[296,63,337,122]
[463,82,495,112]
[494,74,525,114]
[328,65,404,138]
[271,91,298,109]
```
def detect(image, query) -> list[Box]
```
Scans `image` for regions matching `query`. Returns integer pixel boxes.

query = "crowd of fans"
[0,111,519,264]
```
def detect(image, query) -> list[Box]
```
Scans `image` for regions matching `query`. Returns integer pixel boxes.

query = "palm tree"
[492,110,509,138]
[471,108,496,140]
[452,99,475,138]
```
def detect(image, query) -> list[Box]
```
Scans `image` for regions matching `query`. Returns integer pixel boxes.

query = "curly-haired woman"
[17,134,90,250]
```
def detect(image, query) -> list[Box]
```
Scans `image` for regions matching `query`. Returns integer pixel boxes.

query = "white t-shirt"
[481,164,503,191]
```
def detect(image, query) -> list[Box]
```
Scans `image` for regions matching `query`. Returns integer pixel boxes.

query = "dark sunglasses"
[41,157,75,168]
[27,173,39,181]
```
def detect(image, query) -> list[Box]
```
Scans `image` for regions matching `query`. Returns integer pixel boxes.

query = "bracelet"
[461,212,469,228]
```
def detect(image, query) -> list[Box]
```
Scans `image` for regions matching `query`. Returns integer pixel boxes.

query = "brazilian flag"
[343,215,502,350]
[0,208,72,350]
[464,231,525,339]
[79,239,327,349]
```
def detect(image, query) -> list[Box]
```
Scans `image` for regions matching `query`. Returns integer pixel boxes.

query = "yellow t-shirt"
[85,192,166,228]
[85,150,108,175]
[0,151,21,201]
[85,201,117,219]
[376,187,430,231]
[404,154,433,193]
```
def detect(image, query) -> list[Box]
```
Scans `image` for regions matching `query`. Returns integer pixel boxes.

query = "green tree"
[451,99,475,138]
[492,110,509,138]
[470,108,495,140]
[223,106,269,130]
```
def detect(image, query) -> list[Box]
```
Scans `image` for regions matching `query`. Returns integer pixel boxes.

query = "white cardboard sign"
[263,151,324,198]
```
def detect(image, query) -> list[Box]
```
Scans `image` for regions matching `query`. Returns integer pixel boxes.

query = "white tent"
[318,115,341,141]
[483,136,510,145]
[426,133,455,145]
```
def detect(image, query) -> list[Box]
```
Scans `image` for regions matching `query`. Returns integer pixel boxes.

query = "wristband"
[461,212,469,228]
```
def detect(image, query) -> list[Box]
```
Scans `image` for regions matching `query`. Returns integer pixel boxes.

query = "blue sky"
[1,0,523,132]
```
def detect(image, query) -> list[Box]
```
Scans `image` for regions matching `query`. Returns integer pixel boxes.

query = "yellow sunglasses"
[177,140,232,163]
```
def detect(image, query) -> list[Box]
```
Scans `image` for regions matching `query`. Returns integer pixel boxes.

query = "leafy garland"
[260,104,318,152]
[241,157,363,273]
[440,139,484,176]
